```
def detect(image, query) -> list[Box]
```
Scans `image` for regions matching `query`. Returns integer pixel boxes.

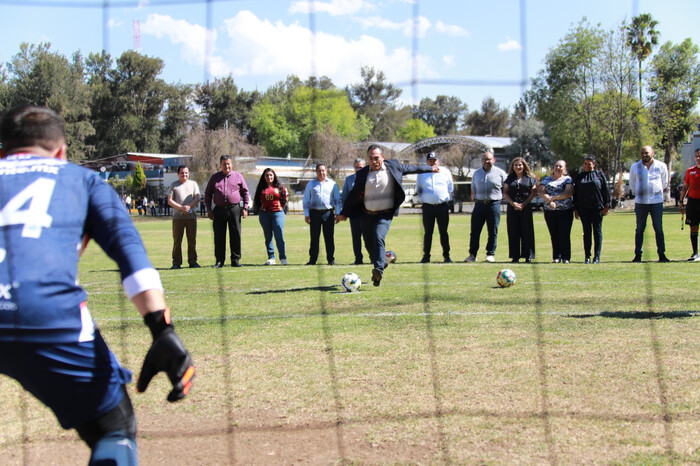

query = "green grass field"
[2,207,699,464]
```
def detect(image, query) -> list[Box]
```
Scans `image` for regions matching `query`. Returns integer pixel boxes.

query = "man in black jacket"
[336,144,437,286]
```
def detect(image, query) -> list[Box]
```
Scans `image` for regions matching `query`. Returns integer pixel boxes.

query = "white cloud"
[443,54,455,67]
[435,20,469,38]
[106,18,122,29]
[288,0,374,16]
[497,37,522,51]
[359,15,430,38]
[219,10,437,87]
[140,14,228,77]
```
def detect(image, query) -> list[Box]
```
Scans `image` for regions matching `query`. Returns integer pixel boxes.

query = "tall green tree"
[160,83,196,154]
[396,118,435,143]
[251,84,371,158]
[464,97,510,137]
[412,95,467,135]
[626,13,659,103]
[346,66,407,140]
[195,76,261,144]
[131,161,147,194]
[648,39,700,174]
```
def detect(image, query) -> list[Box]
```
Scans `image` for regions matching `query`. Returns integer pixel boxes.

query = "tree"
[648,39,700,174]
[464,97,509,136]
[396,118,435,143]
[307,128,359,181]
[626,13,659,102]
[251,83,371,158]
[5,43,93,161]
[131,162,147,194]
[161,83,196,153]
[195,76,261,144]
[346,66,408,140]
[412,95,467,135]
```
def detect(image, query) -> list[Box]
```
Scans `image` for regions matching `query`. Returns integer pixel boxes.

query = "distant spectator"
[125,194,132,214]
[573,155,610,264]
[340,158,366,265]
[253,168,289,265]
[168,165,201,269]
[679,148,700,261]
[539,160,574,263]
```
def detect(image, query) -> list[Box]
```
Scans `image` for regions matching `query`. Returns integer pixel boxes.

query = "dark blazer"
[340,159,433,218]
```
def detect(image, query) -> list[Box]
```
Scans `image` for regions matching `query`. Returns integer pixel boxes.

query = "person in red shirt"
[680,148,700,261]
[252,168,289,265]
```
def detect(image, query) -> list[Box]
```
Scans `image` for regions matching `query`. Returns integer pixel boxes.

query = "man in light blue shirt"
[629,145,669,262]
[303,163,341,265]
[341,158,366,264]
[466,151,507,263]
[416,152,454,263]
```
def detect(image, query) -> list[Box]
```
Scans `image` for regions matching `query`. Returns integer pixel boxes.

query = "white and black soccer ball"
[341,272,362,292]
[385,250,397,264]
[496,268,516,288]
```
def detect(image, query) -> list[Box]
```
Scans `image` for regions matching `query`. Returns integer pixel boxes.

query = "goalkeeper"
[0,105,195,464]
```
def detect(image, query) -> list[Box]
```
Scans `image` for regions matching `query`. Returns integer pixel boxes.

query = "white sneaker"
[265,259,276,265]
[464,255,477,262]
[687,254,700,262]
[280,259,288,265]
[485,255,495,263]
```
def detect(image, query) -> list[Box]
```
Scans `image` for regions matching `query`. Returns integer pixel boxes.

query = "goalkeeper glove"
[137,308,195,402]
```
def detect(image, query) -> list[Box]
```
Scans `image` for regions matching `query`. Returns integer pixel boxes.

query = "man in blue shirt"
[416,152,454,263]
[0,105,194,464]
[303,163,341,265]
[466,151,507,263]
[341,158,366,265]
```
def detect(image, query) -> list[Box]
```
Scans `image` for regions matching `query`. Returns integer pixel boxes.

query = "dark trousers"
[308,209,335,264]
[422,203,450,259]
[361,211,393,273]
[577,208,603,259]
[634,202,665,256]
[213,205,242,264]
[349,217,363,263]
[470,202,501,256]
[506,205,535,260]
[172,219,198,266]
[544,209,573,261]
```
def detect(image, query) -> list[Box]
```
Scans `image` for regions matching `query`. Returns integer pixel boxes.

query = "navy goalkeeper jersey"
[0,154,162,343]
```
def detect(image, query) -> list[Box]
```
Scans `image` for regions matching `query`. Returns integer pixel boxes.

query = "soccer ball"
[385,250,397,264]
[341,272,362,292]
[496,268,516,288]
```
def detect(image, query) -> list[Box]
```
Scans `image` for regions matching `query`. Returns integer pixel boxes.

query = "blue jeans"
[361,211,393,273]
[258,210,286,260]
[470,202,501,256]
[634,203,665,256]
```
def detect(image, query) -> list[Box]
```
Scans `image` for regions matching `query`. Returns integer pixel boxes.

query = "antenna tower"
[133,20,141,51]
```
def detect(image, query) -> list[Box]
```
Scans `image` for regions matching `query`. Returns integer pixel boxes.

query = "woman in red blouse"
[253,168,289,265]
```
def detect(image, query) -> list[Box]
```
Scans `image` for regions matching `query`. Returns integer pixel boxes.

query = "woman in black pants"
[538,160,574,263]
[573,155,610,263]
[503,157,538,263]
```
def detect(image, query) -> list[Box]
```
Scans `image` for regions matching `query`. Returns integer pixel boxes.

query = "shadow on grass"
[568,310,699,319]
[247,285,339,295]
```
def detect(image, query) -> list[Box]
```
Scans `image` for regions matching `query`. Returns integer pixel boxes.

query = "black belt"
[424,202,447,206]
[363,208,393,215]
[475,200,498,204]
[310,208,332,213]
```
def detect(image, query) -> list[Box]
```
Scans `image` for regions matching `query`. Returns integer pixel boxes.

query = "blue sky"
[1,0,699,113]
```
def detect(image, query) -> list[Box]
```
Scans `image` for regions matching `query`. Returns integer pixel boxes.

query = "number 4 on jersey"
[0,178,56,239]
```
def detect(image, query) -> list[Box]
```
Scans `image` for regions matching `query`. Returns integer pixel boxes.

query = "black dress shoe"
[305,261,316,266]
[443,257,453,263]
[328,260,336,265]
[632,255,642,263]
[213,262,224,268]
[511,258,519,263]
[658,254,670,263]
[353,260,364,265]
[231,261,241,267]
[525,258,532,263]
[420,257,430,263]
[372,268,382,287]
[592,257,600,264]
[170,264,181,270]
[189,263,201,268]
[584,257,591,264]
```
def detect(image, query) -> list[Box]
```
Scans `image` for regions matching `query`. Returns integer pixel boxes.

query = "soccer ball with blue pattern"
[496,268,516,288]
[341,272,362,292]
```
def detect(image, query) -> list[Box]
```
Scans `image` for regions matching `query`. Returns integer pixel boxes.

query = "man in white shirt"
[416,152,454,263]
[629,145,669,262]
[303,164,341,265]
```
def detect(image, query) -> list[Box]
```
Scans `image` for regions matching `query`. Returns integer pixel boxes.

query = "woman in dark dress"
[503,157,538,263]
[573,155,610,263]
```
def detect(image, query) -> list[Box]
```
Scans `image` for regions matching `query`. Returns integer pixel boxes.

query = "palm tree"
[626,13,659,103]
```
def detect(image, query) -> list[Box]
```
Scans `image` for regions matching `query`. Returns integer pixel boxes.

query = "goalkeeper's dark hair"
[1,105,66,153]
[253,168,287,213]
